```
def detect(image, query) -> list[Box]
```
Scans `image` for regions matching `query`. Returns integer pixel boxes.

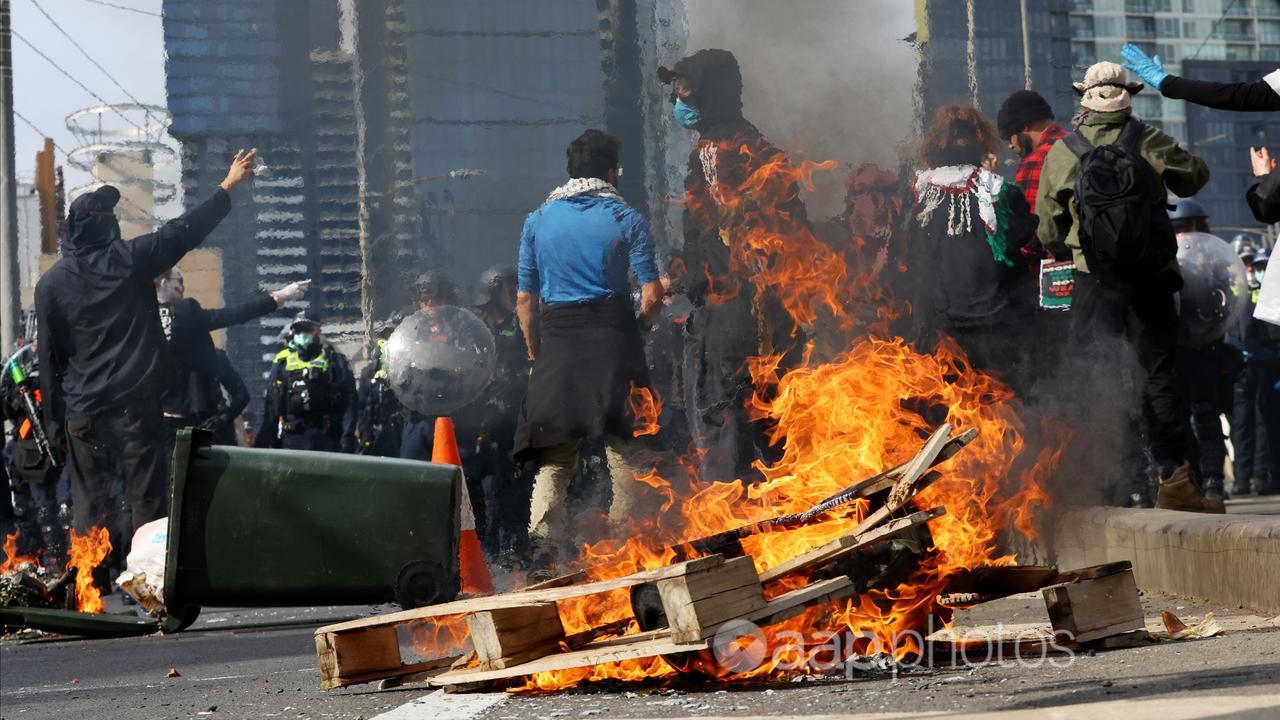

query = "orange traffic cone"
[432,416,494,595]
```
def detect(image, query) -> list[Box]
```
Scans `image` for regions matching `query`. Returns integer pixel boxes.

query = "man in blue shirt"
[514,129,664,566]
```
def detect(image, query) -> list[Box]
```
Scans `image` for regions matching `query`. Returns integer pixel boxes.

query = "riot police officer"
[352,312,406,457]
[254,314,356,452]
[399,270,459,461]
[457,265,531,557]
[1169,201,1237,504]
[2,312,67,569]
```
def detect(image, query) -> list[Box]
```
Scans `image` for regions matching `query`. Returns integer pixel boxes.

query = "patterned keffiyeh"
[913,165,1018,268]
[546,177,623,203]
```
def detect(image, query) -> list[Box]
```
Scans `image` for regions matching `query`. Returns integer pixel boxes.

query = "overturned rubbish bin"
[162,429,461,632]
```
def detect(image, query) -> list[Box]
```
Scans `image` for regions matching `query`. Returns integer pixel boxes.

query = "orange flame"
[1,532,40,574]
[628,383,663,438]
[502,141,1060,691]
[67,527,112,614]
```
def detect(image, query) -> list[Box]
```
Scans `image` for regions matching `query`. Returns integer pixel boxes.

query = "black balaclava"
[663,49,747,139]
[64,185,123,256]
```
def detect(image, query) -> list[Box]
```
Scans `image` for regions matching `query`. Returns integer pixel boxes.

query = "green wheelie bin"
[161,429,460,631]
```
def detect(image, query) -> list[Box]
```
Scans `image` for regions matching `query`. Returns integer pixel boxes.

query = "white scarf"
[545,177,623,203]
[912,165,1004,237]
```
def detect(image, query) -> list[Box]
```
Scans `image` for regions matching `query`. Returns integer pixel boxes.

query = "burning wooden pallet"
[314,424,968,691]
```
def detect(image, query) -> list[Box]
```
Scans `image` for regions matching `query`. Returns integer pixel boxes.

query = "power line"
[9,27,145,132]
[13,108,72,158]
[80,0,159,18]
[29,0,146,109]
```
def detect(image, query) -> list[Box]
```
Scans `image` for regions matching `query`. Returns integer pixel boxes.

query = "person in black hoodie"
[659,49,816,485]
[155,267,309,447]
[36,149,255,534]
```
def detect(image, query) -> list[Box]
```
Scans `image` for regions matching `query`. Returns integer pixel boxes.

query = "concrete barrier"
[1050,507,1280,614]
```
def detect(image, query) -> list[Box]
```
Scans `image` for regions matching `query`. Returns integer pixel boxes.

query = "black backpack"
[1063,118,1176,281]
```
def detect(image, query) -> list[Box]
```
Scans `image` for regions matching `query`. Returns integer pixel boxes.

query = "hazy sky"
[10,0,171,203]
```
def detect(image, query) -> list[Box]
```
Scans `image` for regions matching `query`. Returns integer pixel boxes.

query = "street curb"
[1049,507,1280,614]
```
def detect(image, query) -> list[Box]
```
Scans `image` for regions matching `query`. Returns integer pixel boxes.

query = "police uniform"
[2,346,67,566]
[255,337,356,452]
[353,338,404,457]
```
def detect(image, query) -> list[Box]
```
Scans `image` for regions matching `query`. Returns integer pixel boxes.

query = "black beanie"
[997,90,1054,138]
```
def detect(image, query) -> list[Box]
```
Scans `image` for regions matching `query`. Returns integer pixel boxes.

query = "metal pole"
[965,0,979,106]
[1020,0,1033,89]
[0,0,21,353]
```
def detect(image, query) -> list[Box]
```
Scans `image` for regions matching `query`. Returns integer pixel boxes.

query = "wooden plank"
[428,633,709,687]
[523,571,588,590]
[884,423,952,510]
[460,599,560,661]
[1043,568,1145,644]
[316,555,724,636]
[825,428,978,502]
[658,556,760,603]
[744,576,856,628]
[315,626,403,690]
[661,584,768,643]
[658,557,766,643]
[425,578,857,689]
[316,627,400,688]
[759,506,946,583]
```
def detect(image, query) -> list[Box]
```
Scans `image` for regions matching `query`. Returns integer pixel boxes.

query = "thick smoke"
[685,0,919,217]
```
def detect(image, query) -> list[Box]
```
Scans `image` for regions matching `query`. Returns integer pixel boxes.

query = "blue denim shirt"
[517,194,660,306]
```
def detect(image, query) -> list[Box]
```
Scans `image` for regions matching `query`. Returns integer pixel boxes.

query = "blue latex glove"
[1121,43,1168,90]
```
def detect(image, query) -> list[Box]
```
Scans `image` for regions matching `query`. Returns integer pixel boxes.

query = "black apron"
[514,298,650,458]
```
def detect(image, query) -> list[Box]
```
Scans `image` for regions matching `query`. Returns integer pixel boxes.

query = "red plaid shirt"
[1014,123,1067,217]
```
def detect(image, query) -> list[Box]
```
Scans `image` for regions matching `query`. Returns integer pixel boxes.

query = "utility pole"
[1,0,21,353]
[1020,0,1033,90]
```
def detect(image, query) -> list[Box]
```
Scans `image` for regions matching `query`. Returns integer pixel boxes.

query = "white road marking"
[372,689,507,720]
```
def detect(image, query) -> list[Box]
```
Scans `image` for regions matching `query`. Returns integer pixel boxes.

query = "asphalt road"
[2,592,1278,720]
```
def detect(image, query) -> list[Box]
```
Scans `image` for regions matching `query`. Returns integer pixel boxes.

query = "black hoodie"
[668,49,810,307]
[36,188,232,442]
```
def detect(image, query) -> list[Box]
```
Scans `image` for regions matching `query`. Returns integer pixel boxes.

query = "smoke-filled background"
[686,0,919,217]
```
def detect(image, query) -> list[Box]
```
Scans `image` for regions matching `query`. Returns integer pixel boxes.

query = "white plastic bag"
[115,518,168,616]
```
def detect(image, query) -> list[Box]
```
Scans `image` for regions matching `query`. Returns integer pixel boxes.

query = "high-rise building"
[162,0,681,412]
[918,0,1076,136]
[1067,0,1280,228]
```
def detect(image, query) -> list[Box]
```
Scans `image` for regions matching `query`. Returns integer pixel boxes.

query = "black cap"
[997,90,1054,139]
[68,185,121,219]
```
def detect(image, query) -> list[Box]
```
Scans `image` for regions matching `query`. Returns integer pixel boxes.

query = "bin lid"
[0,606,160,638]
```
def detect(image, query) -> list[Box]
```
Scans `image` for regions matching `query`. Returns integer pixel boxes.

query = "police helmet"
[1168,199,1208,222]
[479,264,517,302]
[288,312,322,334]
[412,269,458,305]
[481,264,517,289]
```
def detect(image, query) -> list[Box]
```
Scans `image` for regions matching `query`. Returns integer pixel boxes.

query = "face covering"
[290,332,318,353]
[673,98,701,129]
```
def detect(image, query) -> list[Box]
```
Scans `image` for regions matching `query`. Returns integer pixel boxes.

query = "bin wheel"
[160,604,201,634]
[395,561,459,609]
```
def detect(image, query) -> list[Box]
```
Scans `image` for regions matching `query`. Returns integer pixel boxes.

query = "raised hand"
[1250,146,1277,177]
[219,148,258,192]
[1121,43,1167,89]
[269,279,312,308]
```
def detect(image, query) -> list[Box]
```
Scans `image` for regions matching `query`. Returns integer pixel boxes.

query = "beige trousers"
[527,436,645,549]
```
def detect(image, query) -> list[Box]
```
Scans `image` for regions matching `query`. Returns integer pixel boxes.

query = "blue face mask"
[290,332,317,352]
[673,98,701,129]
